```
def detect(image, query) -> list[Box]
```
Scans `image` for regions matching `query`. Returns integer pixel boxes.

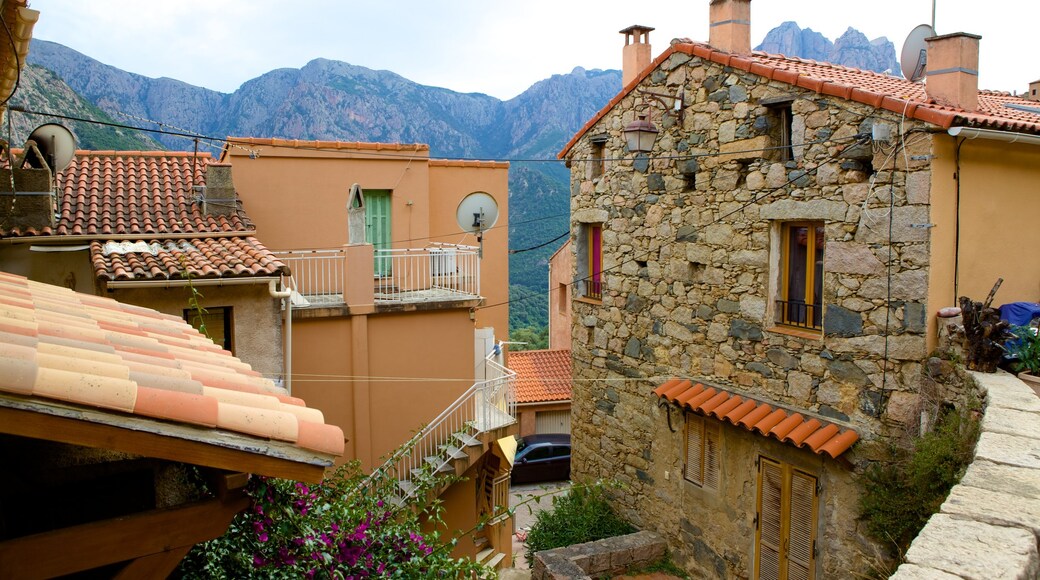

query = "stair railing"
[352,351,516,504]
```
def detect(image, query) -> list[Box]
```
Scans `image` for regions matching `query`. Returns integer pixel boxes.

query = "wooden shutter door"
[685,414,704,484]
[756,458,782,580]
[703,421,721,490]
[786,470,817,580]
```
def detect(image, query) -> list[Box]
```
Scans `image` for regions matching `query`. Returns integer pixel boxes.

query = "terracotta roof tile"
[560,42,1040,158]
[1,151,254,238]
[0,271,344,458]
[653,378,858,458]
[89,237,288,281]
[509,349,572,404]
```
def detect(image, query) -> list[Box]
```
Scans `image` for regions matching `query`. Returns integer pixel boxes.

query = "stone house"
[558,1,1040,578]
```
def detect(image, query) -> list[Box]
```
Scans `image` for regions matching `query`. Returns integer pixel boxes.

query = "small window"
[557,283,567,314]
[576,223,603,301]
[684,413,720,490]
[777,222,824,331]
[755,457,818,580]
[590,134,608,180]
[184,306,233,353]
[763,98,795,162]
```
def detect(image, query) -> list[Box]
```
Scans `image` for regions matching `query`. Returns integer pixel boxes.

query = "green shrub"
[523,483,634,566]
[859,406,980,553]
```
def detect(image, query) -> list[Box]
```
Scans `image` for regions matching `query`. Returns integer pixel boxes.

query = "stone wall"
[531,531,666,580]
[566,50,942,577]
[891,371,1040,579]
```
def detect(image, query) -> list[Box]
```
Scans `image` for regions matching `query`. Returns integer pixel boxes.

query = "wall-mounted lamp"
[624,114,659,153]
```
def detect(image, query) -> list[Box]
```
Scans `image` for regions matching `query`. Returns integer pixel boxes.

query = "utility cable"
[508,231,569,254]
[0,10,21,109]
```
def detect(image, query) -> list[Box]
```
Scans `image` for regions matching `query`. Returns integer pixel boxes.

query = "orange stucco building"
[220,138,515,566]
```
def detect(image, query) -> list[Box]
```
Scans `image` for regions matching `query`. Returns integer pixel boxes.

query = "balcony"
[274,244,481,311]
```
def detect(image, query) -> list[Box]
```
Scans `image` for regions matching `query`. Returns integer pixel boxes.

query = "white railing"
[374,245,479,302]
[274,248,344,303]
[272,245,479,306]
[353,351,516,505]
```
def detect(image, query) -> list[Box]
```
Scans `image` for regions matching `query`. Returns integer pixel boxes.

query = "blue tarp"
[999,302,1040,326]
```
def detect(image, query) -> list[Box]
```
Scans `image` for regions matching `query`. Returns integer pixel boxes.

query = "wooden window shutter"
[703,421,721,490]
[685,413,704,484]
[757,458,783,580]
[786,469,818,580]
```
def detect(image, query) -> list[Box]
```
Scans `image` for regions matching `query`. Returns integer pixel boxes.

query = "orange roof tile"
[0,271,344,458]
[1,151,255,238]
[89,237,287,281]
[560,42,1040,158]
[509,349,572,404]
[653,378,858,459]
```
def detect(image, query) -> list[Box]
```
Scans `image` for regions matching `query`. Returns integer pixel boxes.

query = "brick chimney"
[202,163,237,217]
[925,32,981,112]
[709,0,751,55]
[1029,79,1040,102]
[620,25,654,86]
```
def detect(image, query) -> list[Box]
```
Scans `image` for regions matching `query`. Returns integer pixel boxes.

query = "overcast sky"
[28,0,1038,100]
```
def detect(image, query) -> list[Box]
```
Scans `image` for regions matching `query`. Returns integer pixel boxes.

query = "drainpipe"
[269,279,293,395]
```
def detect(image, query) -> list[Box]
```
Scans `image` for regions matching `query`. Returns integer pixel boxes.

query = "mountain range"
[16,23,898,335]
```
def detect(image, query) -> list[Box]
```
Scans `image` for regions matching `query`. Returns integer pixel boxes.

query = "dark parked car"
[510,434,571,484]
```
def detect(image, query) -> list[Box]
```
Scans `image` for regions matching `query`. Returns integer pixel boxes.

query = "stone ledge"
[891,371,1040,579]
[531,531,666,580]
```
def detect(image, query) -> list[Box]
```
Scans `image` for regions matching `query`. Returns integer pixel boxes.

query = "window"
[684,413,720,489]
[762,97,795,162]
[755,457,818,580]
[777,222,824,330]
[184,306,233,353]
[576,223,602,301]
[590,135,607,179]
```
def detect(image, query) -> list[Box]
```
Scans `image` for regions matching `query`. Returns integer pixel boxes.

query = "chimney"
[0,146,55,232]
[620,25,654,86]
[1029,79,1040,102]
[709,0,751,55]
[925,32,981,112]
[202,163,237,217]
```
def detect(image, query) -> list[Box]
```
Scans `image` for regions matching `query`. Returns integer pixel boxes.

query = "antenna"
[900,23,936,82]
[455,191,499,258]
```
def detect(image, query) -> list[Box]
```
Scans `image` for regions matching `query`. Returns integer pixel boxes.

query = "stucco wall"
[548,240,573,350]
[564,50,941,577]
[291,307,477,470]
[927,135,1040,351]
[517,401,571,437]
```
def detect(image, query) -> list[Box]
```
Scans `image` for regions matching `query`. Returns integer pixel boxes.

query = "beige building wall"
[927,135,1040,349]
[548,240,573,350]
[516,401,571,437]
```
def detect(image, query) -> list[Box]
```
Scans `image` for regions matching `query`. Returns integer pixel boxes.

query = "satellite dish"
[900,24,935,82]
[456,191,499,233]
[26,123,76,172]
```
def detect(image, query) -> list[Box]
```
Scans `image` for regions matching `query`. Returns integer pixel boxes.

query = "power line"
[509,231,568,254]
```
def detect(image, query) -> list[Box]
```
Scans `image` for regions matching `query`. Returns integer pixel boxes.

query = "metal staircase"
[353,352,516,507]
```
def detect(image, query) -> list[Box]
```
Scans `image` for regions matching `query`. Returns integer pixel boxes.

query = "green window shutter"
[365,190,392,276]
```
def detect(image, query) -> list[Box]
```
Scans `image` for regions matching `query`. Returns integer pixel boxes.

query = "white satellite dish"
[455,191,499,233]
[26,123,76,172]
[900,24,935,82]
